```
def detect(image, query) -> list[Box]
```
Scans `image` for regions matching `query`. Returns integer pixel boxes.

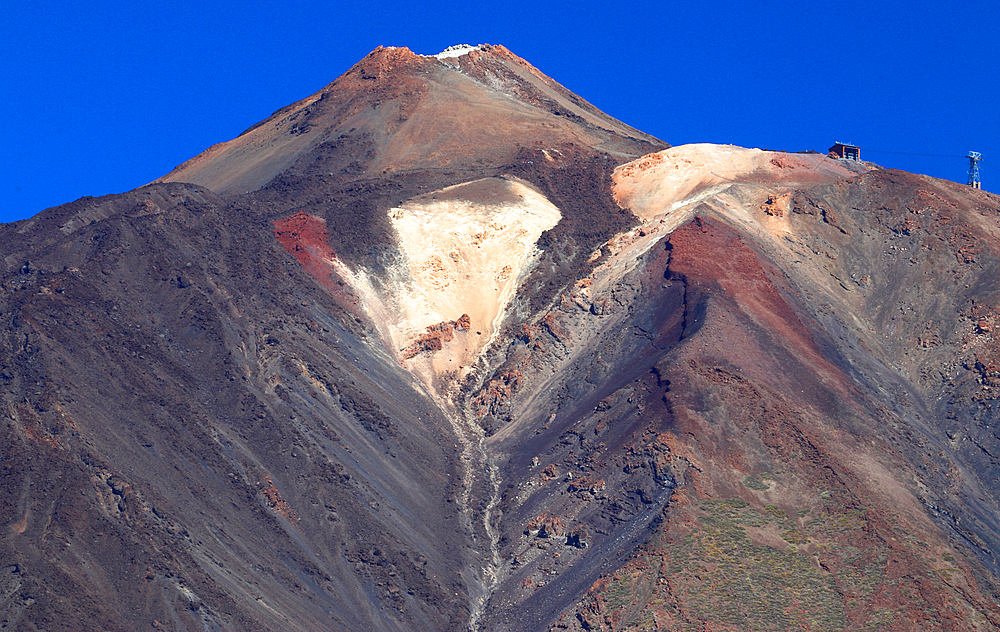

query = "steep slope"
[4,46,1000,632]
[1,184,476,631]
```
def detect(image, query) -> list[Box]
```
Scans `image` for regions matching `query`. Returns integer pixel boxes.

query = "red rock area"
[273,211,359,309]
[273,212,334,282]
[401,314,471,360]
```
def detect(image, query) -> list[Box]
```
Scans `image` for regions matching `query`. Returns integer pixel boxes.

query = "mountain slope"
[3,46,1000,632]
[478,147,1000,630]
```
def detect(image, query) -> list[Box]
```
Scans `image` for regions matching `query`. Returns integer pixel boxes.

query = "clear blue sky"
[3,0,997,223]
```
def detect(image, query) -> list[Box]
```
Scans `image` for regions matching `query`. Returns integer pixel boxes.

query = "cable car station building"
[829,142,861,161]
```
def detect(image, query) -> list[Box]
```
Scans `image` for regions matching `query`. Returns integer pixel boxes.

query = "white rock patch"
[386,177,560,385]
[575,143,864,309]
[613,144,764,223]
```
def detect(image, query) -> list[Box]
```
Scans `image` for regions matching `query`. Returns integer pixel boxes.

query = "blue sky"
[3,0,997,223]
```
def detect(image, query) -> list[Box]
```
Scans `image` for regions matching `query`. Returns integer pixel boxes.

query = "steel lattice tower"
[968,151,982,189]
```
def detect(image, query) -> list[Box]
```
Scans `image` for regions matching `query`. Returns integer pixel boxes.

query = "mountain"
[2,44,1000,632]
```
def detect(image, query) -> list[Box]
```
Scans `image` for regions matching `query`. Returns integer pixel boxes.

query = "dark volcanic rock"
[1,184,471,631]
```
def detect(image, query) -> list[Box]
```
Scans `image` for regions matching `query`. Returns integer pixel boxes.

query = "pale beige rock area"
[345,177,559,392]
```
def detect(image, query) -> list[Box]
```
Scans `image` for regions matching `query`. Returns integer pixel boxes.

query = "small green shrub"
[743,474,769,491]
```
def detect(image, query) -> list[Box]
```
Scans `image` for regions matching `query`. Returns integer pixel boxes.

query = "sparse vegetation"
[605,577,632,608]
[742,474,769,491]
[666,499,845,630]
[764,504,785,520]
[590,494,932,630]
[780,528,810,544]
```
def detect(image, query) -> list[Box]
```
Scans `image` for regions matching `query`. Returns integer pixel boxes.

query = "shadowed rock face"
[3,46,1000,632]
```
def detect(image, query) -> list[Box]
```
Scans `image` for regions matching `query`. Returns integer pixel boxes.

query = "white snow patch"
[434,44,482,59]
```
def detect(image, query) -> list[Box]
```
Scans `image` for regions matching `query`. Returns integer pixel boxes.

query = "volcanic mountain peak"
[9,44,1000,632]
[155,43,664,195]
[153,44,667,395]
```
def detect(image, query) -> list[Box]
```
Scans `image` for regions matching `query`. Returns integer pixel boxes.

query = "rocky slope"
[483,148,1000,631]
[3,45,1000,631]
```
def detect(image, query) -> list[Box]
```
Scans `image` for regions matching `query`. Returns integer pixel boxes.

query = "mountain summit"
[156,44,663,194]
[3,46,1000,631]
